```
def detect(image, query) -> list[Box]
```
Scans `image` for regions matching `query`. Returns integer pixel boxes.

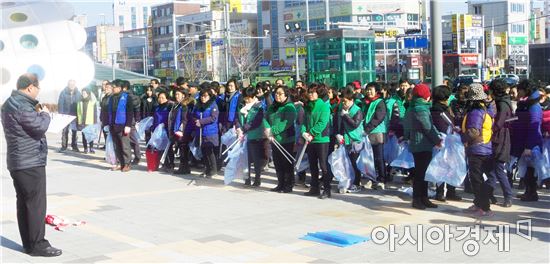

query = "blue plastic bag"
[329,144,355,189]
[82,123,101,143]
[136,116,153,141]
[425,133,467,187]
[390,142,415,169]
[105,134,117,165]
[221,128,237,147]
[384,135,401,164]
[357,137,376,180]
[147,123,169,150]
[224,139,249,185]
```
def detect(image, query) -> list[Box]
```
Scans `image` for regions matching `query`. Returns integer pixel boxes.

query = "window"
[511,23,525,33]
[473,5,482,15]
[167,25,172,34]
[161,8,165,17]
[118,15,124,27]
[143,6,148,27]
[160,26,166,35]
[167,7,171,15]
[152,8,157,17]
[511,3,524,13]
[131,7,136,15]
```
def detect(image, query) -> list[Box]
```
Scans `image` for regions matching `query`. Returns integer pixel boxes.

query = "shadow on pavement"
[0,236,23,253]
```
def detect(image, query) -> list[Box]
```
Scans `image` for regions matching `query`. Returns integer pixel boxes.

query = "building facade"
[150,2,201,82]
[84,25,122,65]
[113,0,172,32]
[468,0,531,74]
[257,0,422,82]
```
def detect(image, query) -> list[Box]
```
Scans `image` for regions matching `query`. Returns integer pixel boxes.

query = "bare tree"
[179,41,209,82]
[229,27,262,81]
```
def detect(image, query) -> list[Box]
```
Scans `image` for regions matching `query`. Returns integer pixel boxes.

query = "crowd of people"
[59,76,550,217]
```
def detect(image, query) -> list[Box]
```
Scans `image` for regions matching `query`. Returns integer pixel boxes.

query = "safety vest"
[365,98,387,134]
[108,92,128,125]
[337,103,364,144]
[193,102,218,137]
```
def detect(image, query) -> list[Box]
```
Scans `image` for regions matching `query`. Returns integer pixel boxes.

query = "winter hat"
[412,84,431,100]
[352,81,361,90]
[468,83,488,101]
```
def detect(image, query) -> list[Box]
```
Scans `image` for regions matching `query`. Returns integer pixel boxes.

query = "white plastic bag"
[532,146,550,184]
[82,123,101,143]
[384,135,401,164]
[357,137,376,180]
[221,128,237,146]
[105,134,117,165]
[425,133,468,187]
[136,116,153,141]
[390,142,415,169]
[147,123,169,150]
[329,144,355,189]
[224,139,249,185]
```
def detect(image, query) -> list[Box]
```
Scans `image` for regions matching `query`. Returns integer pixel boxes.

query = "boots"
[271,172,284,192]
[422,197,438,208]
[253,174,261,187]
[435,184,446,202]
[206,152,217,178]
[318,189,331,199]
[88,142,95,154]
[412,198,426,210]
[520,173,539,202]
[282,172,294,193]
[445,186,462,201]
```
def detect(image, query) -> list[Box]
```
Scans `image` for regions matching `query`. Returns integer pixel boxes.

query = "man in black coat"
[1,73,62,257]
[107,79,134,172]
[121,80,141,164]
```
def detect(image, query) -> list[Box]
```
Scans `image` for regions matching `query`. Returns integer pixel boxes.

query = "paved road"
[1,131,549,263]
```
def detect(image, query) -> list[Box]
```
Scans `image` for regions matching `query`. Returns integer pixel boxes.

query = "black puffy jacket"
[1,90,51,171]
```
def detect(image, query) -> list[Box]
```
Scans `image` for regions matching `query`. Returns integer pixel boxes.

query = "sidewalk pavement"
[1,132,549,263]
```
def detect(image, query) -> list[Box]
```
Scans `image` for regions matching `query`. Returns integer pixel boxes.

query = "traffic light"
[405,29,421,35]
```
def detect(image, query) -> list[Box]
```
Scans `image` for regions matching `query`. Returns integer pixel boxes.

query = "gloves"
[175,131,183,138]
[336,134,344,144]
[236,128,244,141]
[264,128,272,138]
[103,125,110,132]
[123,126,131,136]
[302,132,313,143]
[341,109,349,116]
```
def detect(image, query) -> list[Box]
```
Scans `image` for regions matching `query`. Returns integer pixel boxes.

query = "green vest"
[240,104,265,140]
[301,99,330,143]
[337,103,364,145]
[384,95,405,129]
[365,98,387,134]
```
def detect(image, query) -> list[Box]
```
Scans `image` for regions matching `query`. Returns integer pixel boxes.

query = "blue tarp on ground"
[301,230,370,247]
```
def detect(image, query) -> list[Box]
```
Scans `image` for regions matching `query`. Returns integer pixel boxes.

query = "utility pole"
[431,0,443,86]
[172,13,178,72]
[295,37,300,81]
[305,0,310,32]
[325,0,330,31]
[224,2,231,81]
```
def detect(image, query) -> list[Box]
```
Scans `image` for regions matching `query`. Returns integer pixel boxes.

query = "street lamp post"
[368,8,400,82]
[283,23,315,83]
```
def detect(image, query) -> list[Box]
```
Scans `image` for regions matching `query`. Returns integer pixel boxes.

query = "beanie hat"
[413,84,431,100]
[352,81,361,90]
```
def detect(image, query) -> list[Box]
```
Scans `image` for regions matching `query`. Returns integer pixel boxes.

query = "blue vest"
[193,102,218,137]
[153,103,171,131]
[227,92,240,124]
[108,92,128,125]
[173,105,184,133]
